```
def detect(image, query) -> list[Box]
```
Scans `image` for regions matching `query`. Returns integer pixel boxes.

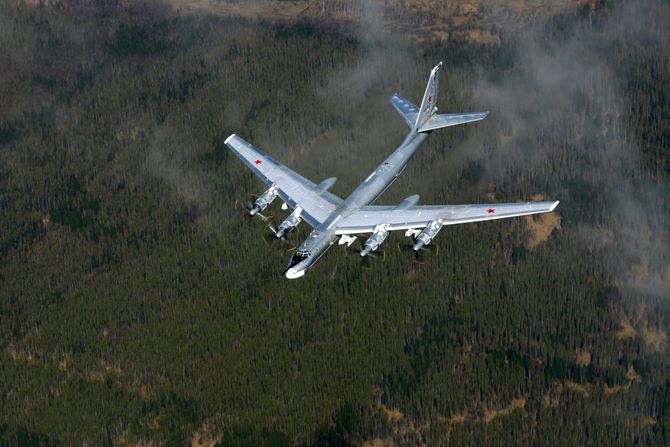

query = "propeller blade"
[398,237,431,263]
[235,199,249,212]
[354,240,368,257]
[235,198,273,221]
[279,235,294,247]
[413,245,431,263]
[399,238,417,253]
[236,199,257,215]
[264,222,296,249]
[360,255,374,269]
[356,242,382,260]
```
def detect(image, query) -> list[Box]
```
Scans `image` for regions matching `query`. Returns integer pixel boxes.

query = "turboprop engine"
[360,224,390,257]
[275,206,302,239]
[249,185,278,216]
[413,219,443,251]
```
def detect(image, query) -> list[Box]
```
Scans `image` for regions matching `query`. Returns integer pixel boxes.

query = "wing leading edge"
[225,134,342,228]
[335,201,559,234]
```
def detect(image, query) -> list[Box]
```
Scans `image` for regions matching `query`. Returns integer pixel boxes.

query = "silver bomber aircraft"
[225,62,559,278]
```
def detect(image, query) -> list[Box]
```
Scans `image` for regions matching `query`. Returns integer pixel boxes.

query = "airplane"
[225,62,559,279]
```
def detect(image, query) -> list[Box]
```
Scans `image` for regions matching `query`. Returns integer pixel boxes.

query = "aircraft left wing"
[225,134,343,228]
[335,201,559,234]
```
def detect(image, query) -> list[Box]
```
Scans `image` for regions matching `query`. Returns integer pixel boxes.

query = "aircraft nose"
[285,267,305,279]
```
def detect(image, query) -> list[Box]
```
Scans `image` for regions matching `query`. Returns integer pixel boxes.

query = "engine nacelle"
[317,177,337,193]
[413,219,443,251]
[250,185,278,215]
[360,225,390,257]
[275,207,302,238]
[397,194,420,210]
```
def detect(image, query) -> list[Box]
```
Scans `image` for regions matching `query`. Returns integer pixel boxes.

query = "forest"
[0,0,669,445]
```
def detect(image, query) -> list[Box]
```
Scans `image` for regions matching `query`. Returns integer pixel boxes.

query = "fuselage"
[285,130,430,278]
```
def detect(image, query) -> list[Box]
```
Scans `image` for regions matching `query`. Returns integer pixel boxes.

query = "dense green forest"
[0,0,669,445]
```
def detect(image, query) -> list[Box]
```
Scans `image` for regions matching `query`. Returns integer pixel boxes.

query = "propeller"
[266,222,295,249]
[355,241,384,268]
[235,198,270,222]
[399,237,431,262]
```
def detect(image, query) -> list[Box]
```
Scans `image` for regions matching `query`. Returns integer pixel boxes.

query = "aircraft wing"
[335,201,559,234]
[225,134,343,228]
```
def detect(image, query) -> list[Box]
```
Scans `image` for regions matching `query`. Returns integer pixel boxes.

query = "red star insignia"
[254,159,262,165]
[428,95,432,102]
[487,208,495,214]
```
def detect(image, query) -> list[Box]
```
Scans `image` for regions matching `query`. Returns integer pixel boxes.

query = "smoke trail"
[460,1,669,298]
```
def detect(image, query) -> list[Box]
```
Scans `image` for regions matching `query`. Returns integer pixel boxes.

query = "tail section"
[389,61,488,132]
[415,61,442,129]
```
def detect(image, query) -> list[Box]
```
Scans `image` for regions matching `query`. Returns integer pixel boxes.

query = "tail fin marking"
[415,62,442,128]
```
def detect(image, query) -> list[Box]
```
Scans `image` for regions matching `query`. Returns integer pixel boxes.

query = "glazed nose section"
[285,249,311,278]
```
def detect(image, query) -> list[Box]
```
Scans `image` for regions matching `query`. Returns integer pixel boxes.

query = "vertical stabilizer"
[414,62,442,129]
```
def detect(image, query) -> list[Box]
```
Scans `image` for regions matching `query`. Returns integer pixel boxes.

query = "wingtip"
[550,201,560,211]
[224,133,236,145]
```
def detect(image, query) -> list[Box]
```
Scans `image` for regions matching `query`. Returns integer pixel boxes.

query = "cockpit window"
[289,250,311,268]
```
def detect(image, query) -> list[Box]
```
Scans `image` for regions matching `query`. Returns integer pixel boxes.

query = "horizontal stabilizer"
[418,112,488,132]
[390,94,419,128]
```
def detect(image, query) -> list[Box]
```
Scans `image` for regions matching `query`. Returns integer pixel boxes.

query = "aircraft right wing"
[335,201,559,234]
